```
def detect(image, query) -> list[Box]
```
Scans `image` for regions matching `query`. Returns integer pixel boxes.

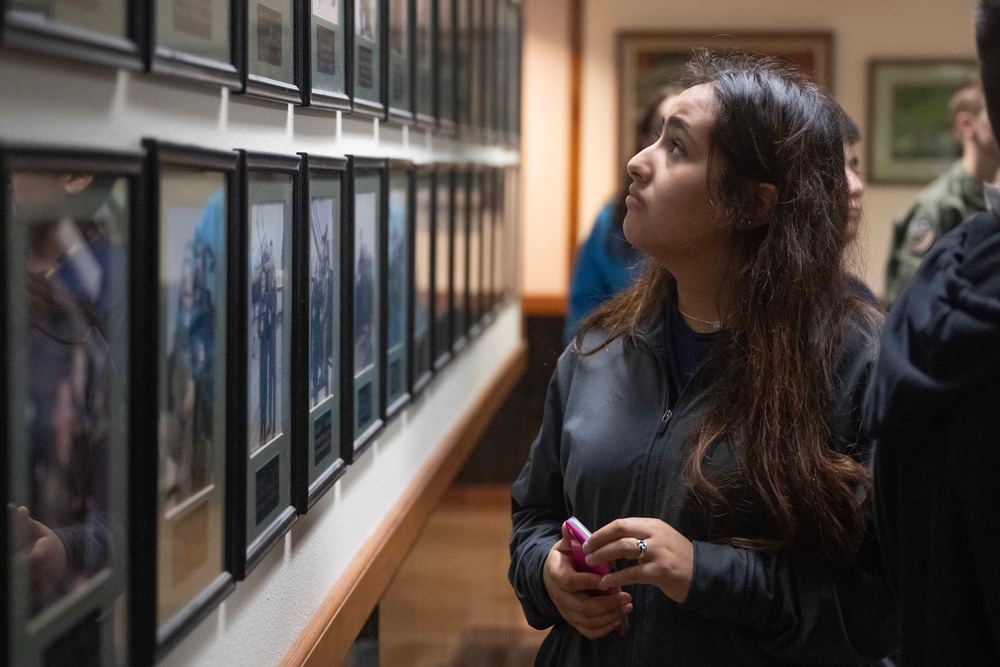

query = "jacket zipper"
[627,338,672,667]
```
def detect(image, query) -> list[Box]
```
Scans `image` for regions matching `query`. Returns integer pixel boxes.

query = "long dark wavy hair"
[579,52,882,564]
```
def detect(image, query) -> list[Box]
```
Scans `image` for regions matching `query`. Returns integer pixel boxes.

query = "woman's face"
[844,141,864,240]
[623,84,732,266]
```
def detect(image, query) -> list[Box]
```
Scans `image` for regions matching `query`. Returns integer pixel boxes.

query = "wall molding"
[522,294,566,315]
[280,340,529,667]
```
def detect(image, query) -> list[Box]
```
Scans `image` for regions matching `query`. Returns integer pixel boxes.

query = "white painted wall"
[520,0,573,298]
[578,0,980,298]
[0,49,522,667]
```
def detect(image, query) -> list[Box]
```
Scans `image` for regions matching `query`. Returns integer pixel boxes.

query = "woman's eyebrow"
[666,115,694,143]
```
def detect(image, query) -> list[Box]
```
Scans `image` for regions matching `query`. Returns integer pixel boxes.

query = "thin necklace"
[677,305,725,331]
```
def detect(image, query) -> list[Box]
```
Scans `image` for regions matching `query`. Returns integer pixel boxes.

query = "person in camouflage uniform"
[883,77,1000,306]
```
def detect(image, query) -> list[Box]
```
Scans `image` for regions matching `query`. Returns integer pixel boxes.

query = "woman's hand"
[543,521,632,640]
[583,518,694,604]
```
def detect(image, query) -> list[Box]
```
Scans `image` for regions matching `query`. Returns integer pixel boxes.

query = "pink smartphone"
[565,516,630,638]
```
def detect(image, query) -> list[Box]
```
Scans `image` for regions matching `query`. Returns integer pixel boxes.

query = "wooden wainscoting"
[280,341,529,667]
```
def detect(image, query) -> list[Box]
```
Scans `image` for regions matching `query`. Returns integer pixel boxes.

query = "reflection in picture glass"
[355,0,377,40]
[9,169,128,617]
[354,191,377,375]
[249,201,285,454]
[313,0,339,24]
[309,196,337,408]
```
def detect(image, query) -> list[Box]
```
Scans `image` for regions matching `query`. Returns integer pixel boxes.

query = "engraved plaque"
[255,455,281,525]
[314,410,333,465]
[257,4,284,67]
[317,24,337,75]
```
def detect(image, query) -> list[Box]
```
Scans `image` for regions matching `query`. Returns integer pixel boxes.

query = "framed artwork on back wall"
[616,31,832,171]
[867,59,979,184]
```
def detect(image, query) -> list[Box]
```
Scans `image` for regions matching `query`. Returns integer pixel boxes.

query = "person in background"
[867,1,1000,663]
[510,52,894,665]
[563,85,685,345]
[839,110,880,305]
[883,75,1000,306]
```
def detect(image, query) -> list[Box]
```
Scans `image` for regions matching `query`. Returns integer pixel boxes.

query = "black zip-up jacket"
[866,211,1000,665]
[510,313,897,665]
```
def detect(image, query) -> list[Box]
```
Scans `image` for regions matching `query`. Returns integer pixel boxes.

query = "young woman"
[509,53,896,665]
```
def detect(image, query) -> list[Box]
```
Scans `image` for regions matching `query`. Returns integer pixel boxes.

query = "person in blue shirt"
[564,85,685,344]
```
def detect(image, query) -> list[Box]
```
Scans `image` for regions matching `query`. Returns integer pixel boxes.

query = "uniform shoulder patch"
[904,214,936,257]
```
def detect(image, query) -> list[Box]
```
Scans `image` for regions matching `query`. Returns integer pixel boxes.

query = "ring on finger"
[635,538,647,561]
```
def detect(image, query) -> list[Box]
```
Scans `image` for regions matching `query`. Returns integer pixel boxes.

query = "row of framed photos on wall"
[0,143,520,666]
[0,0,523,142]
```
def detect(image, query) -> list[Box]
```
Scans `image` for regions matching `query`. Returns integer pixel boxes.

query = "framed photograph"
[467,166,482,333]
[413,0,435,127]
[244,0,303,103]
[868,59,979,185]
[411,165,434,395]
[450,167,468,351]
[148,0,242,88]
[617,31,833,170]
[294,153,347,513]
[385,160,412,418]
[343,156,387,462]
[436,0,456,132]
[1,0,142,68]
[236,151,300,578]
[128,141,238,664]
[2,146,142,667]
[432,165,452,368]
[386,0,413,123]
[482,0,496,141]
[305,0,351,110]
[351,0,386,117]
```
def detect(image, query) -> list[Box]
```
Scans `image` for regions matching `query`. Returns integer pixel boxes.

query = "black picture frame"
[350,0,387,118]
[435,0,456,132]
[2,145,143,667]
[413,0,435,128]
[146,0,243,89]
[294,153,348,513]
[305,0,352,110]
[431,164,452,369]
[386,0,414,124]
[454,0,471,136]
[411,165,434,395]
[343,156,387,462]
[467,165,483,336]
[243,0,304,103]
[131,141,238,665]
[483,166,499,318]
[385,159,413,418]
[234,151,300,580]
[1,0,143,69]
[450,166,469,352]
